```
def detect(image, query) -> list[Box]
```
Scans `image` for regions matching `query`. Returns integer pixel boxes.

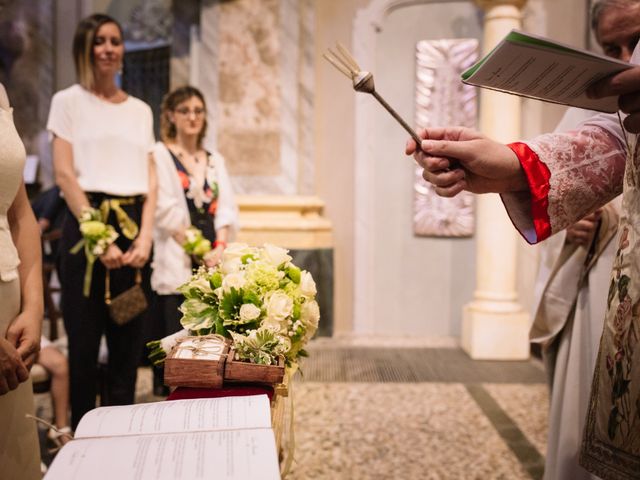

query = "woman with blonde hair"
[48,13,157,428]
[150,85,237,393]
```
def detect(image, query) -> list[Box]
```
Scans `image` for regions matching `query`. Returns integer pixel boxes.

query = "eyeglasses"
[175,107,205,117]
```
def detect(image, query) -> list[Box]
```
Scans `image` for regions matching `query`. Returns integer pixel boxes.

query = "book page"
[74,395,272,438]
[463,30,632,113]
[44,428,280,480]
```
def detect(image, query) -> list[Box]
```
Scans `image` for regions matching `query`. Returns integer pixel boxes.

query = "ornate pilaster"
[462,0,530,359]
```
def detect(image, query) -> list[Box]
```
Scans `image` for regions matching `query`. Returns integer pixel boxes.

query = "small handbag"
[105,268,148,325]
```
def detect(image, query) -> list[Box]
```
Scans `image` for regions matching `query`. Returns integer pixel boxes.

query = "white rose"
[265,291,293,323]
[222,243,252,262]
[222,272,247,292]
[301,300,320,331]
[262,243,292,267]
[220,256,242,274]
[239,303,261,322]
[261,316,284,332]
[300,271,317,297]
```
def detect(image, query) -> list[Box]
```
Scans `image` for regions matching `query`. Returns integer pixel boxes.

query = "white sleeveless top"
[46,84,155,196]
[0,108,25,281]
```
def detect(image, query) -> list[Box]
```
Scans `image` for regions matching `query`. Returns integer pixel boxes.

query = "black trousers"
[150,293,183,390]
[58,195,151,429]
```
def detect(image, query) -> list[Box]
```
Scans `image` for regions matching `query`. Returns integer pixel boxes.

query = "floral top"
[170,150,219,244]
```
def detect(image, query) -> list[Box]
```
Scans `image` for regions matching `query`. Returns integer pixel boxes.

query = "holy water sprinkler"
[323,43,423,147]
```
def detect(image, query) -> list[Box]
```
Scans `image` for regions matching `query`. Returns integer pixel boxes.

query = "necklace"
[174,146,203,165]
[178,151,200,164]
[172,145,206,179]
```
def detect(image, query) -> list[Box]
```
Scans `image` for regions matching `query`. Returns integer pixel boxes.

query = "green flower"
[80,220,107,237]
[245,262,281,293]
[286,265,301,284]
[192,238,212,257]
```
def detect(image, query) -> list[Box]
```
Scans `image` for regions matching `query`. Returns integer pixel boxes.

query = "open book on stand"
[462,30,633,113]
[44,395,281,480]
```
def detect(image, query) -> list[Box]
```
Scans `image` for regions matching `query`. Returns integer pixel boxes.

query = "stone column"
[462,0,529,359]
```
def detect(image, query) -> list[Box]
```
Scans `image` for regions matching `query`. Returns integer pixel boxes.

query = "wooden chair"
[32,228,62,393]
[41,229,62,341]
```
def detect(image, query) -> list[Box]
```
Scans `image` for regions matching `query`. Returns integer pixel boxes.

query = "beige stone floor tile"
[288,382,533,480]
[483,383,549,456]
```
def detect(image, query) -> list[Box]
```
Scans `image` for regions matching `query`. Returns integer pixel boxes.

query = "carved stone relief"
[413,39,478,237]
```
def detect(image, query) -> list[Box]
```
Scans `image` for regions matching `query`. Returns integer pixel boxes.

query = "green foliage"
[231,328,288,365]
[219,287,244,321]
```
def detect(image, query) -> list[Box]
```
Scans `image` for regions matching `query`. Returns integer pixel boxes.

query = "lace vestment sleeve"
[501,124,626,244]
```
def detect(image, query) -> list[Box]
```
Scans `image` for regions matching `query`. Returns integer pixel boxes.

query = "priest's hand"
[588,65,640,133]
[406,127,528,197]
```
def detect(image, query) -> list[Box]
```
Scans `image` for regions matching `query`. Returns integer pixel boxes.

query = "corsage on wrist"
[70,207,119,296]
[182,226,212,259]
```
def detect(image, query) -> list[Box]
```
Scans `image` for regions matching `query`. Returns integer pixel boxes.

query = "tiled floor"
[285,344,549,479]
[36,342,549,479]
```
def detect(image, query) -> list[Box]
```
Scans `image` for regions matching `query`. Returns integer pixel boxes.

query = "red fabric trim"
[167,385,274,402]
[507,142,552,241]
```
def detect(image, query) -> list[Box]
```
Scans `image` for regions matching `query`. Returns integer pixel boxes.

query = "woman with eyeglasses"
[150,86,237,394]
[47,14,157,428]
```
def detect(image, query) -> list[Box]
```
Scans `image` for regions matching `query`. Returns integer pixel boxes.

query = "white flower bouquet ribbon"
[147,329,190,365]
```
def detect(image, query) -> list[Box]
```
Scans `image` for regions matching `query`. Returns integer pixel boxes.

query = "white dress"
[0,107,41,479]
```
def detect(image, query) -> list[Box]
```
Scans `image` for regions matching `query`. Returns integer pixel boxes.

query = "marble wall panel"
[217,0,281,176]
[197,0,315,195]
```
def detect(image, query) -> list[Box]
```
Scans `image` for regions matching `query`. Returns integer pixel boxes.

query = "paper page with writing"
[73,395,271,438]
[45,429,280,480]
[462,30,632,113]
[44,395,280,480]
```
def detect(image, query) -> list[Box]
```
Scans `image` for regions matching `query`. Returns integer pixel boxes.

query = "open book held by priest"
[462,30,633,113]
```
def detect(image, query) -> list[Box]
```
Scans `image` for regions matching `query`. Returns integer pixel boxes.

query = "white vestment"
[531,115,621,477]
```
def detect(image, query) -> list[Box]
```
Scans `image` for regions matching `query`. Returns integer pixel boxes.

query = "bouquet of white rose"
[147,243,320,368]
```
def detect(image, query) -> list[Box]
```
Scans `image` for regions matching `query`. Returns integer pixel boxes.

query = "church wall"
[314,0,370,334]
[370,2,481,337]
[316,0,481,338]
